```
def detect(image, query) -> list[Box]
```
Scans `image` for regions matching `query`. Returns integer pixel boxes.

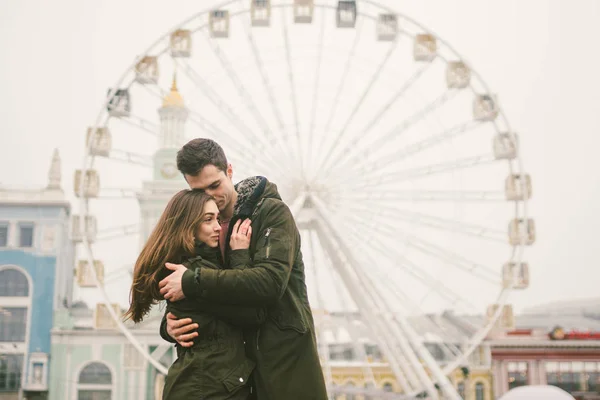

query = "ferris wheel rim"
[77,0,531,395]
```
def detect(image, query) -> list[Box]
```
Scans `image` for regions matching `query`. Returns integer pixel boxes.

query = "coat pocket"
[271,314,308,335]
[222,358,255,393]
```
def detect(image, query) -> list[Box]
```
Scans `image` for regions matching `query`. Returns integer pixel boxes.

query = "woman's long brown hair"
[124,189,214,323]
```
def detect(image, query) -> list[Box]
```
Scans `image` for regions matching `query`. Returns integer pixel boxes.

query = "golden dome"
[162,74,184,107]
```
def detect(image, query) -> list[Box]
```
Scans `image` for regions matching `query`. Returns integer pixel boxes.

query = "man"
[158,138,327,400]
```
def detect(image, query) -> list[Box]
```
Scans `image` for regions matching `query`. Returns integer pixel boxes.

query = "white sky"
[1,0,600,314]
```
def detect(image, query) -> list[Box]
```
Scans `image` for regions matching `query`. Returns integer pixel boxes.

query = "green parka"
[162,243,265,400]
[161,177,328,400]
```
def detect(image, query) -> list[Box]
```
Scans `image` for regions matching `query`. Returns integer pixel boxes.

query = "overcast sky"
[1,0,600,315]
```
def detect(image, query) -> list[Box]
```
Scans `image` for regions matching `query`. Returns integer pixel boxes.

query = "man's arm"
[178,200,297,306]
[196,248,267,326]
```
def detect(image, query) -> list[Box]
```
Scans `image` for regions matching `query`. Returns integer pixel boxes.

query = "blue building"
[0,150,74,400]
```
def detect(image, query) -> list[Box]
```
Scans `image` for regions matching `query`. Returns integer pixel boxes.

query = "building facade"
[0,150,75,400]
[137,74,189,245]
[490,300,600,400]
[48,307,172,400]
[48,76,188,400]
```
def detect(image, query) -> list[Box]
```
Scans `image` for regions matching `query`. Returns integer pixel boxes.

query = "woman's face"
[195,200,221,247]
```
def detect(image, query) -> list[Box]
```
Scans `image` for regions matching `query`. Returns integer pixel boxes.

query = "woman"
[124,189,263,400]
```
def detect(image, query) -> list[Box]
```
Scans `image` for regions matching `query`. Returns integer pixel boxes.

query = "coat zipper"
[264,228,272,259]
[256,228,271,350]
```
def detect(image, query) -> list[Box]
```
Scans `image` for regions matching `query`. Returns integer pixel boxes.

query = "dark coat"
[162,244,265,400]
[180,177,328,400]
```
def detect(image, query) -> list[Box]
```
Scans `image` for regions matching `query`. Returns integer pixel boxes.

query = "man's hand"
[166,312,198,347]
[159,263,187,301]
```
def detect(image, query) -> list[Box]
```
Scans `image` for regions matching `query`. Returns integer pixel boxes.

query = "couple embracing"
[124,138,328,400]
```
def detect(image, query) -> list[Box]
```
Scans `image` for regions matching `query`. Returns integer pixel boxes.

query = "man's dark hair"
[176,138,228,176]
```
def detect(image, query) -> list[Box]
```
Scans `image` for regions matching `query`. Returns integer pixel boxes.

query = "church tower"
[137,74,189,244]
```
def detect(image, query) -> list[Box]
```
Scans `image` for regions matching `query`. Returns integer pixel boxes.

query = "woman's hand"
[230,219,252,250]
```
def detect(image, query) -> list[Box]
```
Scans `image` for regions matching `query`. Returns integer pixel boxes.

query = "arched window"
[475,382,485,400]
[0,268,29,297]
[77,362,112,400]
[0,268,30,343]
[382,382,393,392]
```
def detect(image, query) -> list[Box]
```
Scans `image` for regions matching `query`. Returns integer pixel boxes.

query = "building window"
[365,343,383,362]
[344,382,356,400]
[424,342,446,361]
[383,382,394,392]
[18,223,34,248]
[0,354,24,392]
[586,362,600,392]
[0,307,28,342]
[546,361,585,393]
[475,382,485,400]
[31,362,43,384]
[329,344,354,361]
[0,269,29,297]
[457,382,465,398]
[77,362,112,400]
[0,223,7,247]
[508,361,528,389]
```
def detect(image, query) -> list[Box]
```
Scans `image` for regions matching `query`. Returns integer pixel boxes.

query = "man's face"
[185,164,235,213]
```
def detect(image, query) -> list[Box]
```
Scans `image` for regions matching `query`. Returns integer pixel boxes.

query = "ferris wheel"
[74,0,534,398]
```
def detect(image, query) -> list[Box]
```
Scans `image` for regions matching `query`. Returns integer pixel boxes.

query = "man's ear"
[227,163,233,179]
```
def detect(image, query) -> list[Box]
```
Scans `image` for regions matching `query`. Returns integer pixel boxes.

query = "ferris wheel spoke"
[103,266,133,285]
[310,232,380,391]
[337,154,498,189]
[234,2,300,171]
[340,219,469,306]
[376,274,467,362]
[343,225,474,313]
[198,30,287,167]
[175,58,254,137]
[354,242,474,364]
[315,197,474,311]
[175,59,262,149]
[143,60,275,170]
[340,201,506,243]
[338,120,484,185]
[358,62,433,137]
[111,114,159,136]
[95,224,138,242]
[333,189,505,202]
[326,223,449,398]
[314,220,424,395]
[328,64,434,175]
[96,149,152,168]
[321,14,364,142]
[329,90,459,178]
[305,232,333,397]
[311,33,400,180]
[137,81,260,165]
[280,7,304,177]
[138,81,168,100]
[186,112,278,175]
[345,212,500,285]
[305,7,327,178]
